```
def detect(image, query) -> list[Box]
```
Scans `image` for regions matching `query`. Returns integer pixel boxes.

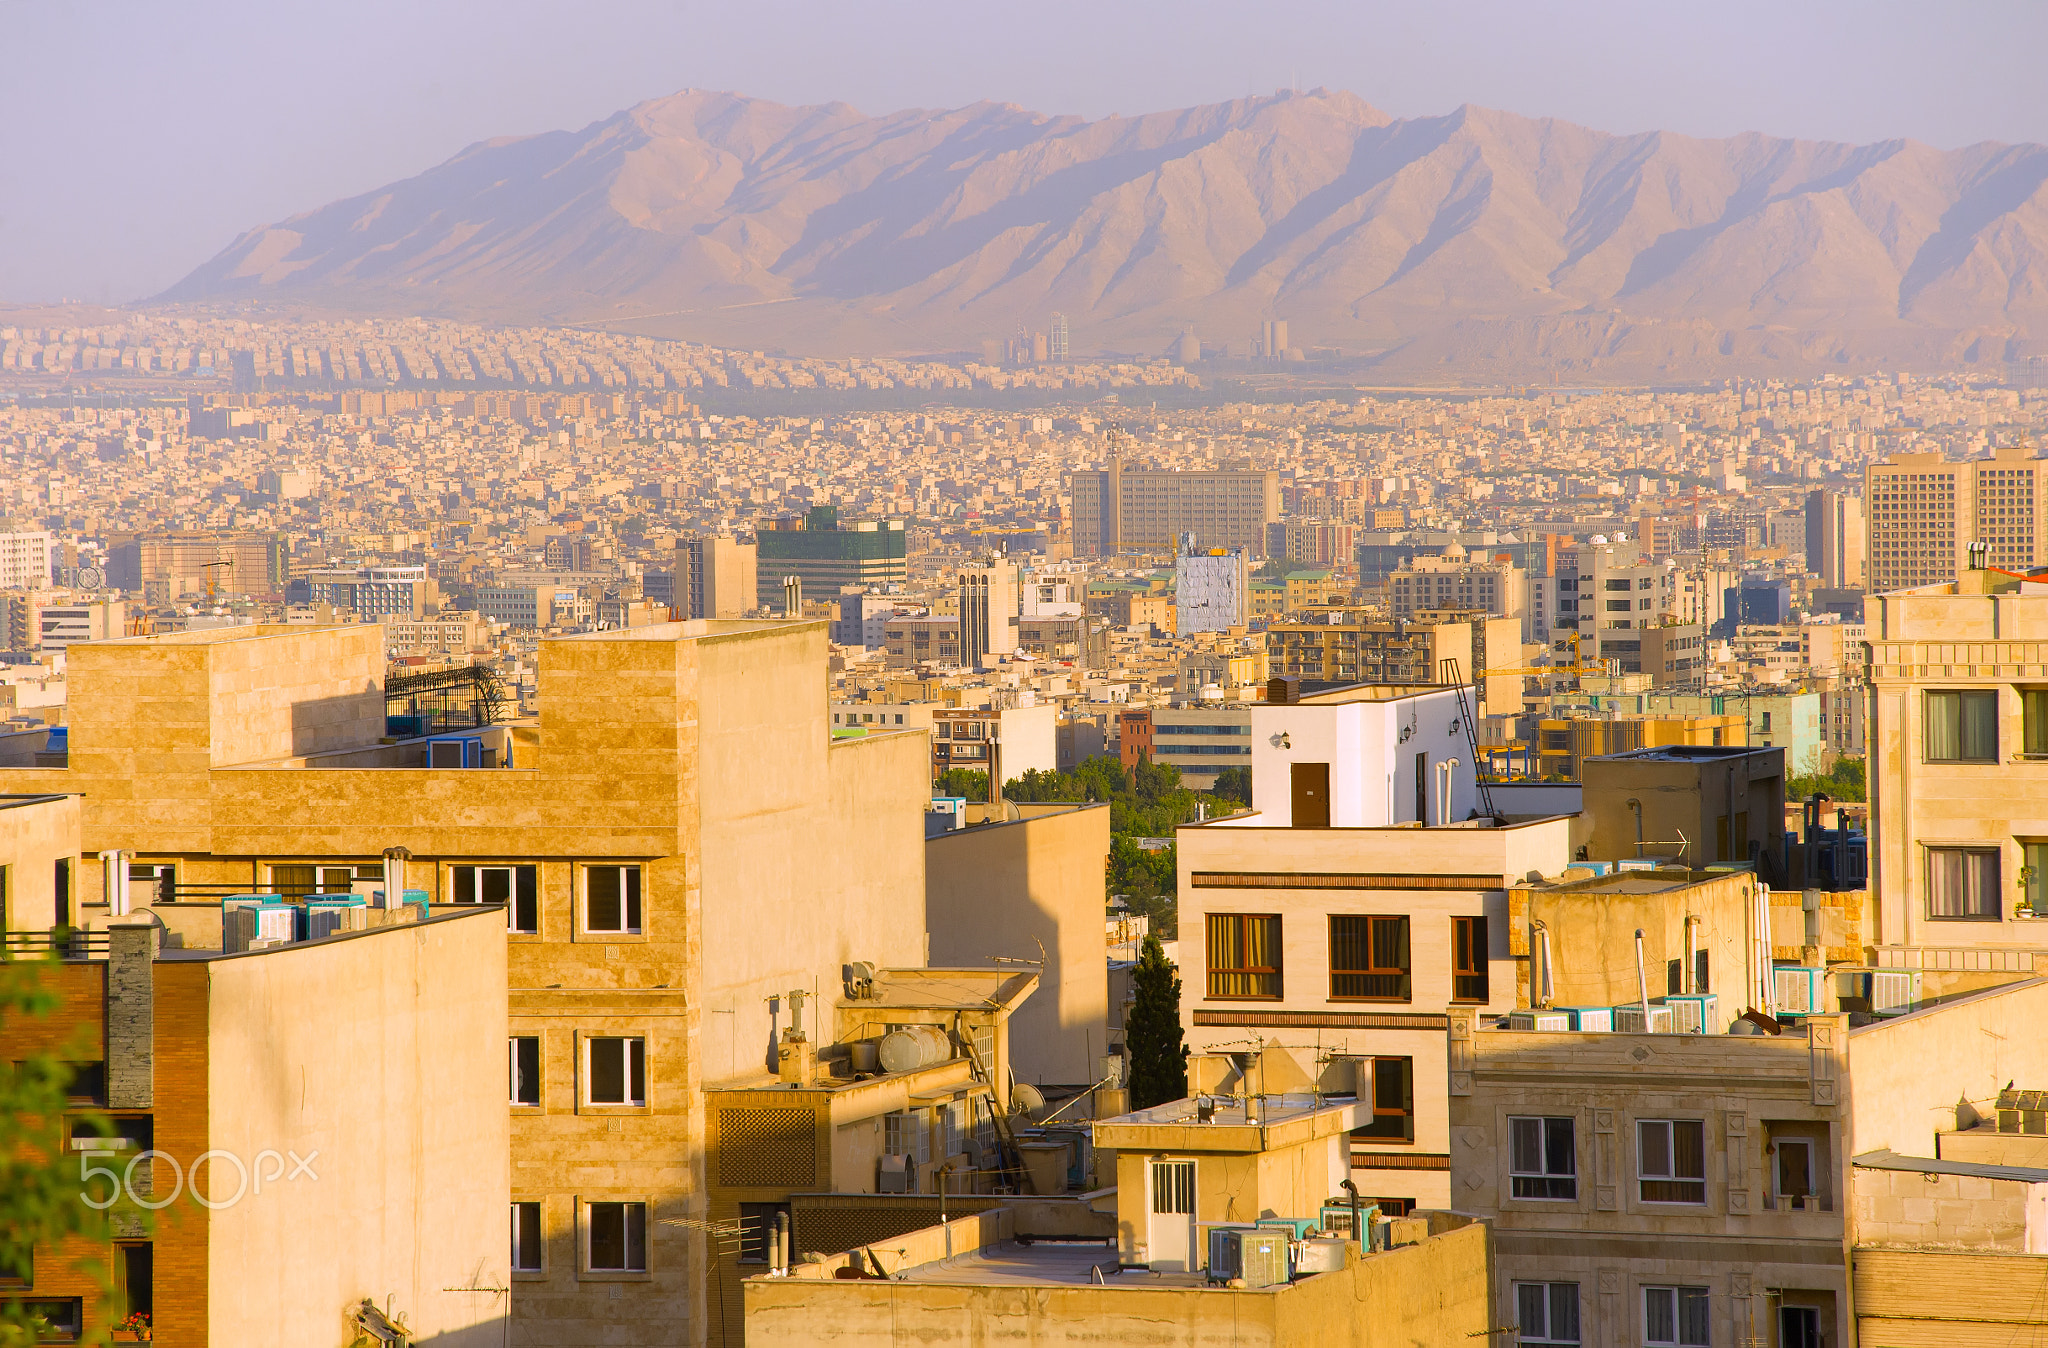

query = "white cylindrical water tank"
[877,1024,952,1073]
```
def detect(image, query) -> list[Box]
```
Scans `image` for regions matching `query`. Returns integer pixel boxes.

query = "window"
[1638,1120,1707,1203]
[268,864,319,900]
[1927,847,2000,919]
[1643,1285,1709,1346]
[511,1202,543,1272]
[3,1299,81,1342]
[2026,842,2048,913]
[1353,1057,1413,1141]
[1774,1137,1815,1208]
[2025,689,2048,758]
[585,1201,647,1273]
[510,1037,540,1106]
[1509,1116,1577,1200]
[584,865,642,934]
[586,1037,645,1106]
[1452,915,1488,1002]
[738,1202,791,1264]
[1206,913,1281,998]
[127,863,175,905]
[1925,690,1998,762]
[1330,915,1409,1001]
[1516,1281,1580,1345]
[455,864,539,934]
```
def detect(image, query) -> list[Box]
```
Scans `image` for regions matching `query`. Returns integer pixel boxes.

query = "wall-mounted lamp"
[1269,731,1291,749]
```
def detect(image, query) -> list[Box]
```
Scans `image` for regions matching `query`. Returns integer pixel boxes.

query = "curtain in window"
[1929,848,1999,918]
[2027,691,2048,757]
[1206,914,1279,997]
[1927,691,1998,761]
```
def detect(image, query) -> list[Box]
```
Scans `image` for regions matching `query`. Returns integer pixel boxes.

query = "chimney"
[106,922,159,1110]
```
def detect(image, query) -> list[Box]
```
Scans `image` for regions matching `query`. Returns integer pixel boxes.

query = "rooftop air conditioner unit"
[1503,1010,1572,1031]
[1870,969,1921,1017]
[1612,1003,1674,1034]
[1557,1006,1613,1032]
[1204,1225,1258,1282]
[1774,967,1830,1015]
[1657,993,1720,1035]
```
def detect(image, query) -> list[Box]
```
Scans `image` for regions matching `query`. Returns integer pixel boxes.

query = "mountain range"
[163,88,2048,379]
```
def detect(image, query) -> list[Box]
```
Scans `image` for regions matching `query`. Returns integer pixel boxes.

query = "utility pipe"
[1634,928,1652,1029]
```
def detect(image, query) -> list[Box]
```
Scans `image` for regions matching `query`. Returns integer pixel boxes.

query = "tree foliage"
[933,768,990,801]
[0,959,117,1347]
[1126,935,1189,1110]
[1789,756,1865,803]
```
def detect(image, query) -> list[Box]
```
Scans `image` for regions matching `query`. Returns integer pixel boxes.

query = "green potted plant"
[2017,865,2038,918]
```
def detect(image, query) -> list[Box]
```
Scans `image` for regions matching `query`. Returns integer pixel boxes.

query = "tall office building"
[674,534,758,619]
[1865,445,2048,593]
[1070,463,1279,556]
[0,532,54,589]
[1048,312,1069,361]
[1804,489,1866,589]
[753,518,906,611]
[958,560,1019,669]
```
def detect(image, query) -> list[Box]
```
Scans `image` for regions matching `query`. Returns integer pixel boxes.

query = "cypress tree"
[1125,934,1188,1109]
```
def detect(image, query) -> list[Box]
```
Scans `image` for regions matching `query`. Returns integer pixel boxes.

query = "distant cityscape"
[6,301,2048,1348]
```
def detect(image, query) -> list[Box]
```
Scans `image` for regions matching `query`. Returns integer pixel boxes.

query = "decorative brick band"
[1192,1009,1450,1031]
[1192,871,1501,891]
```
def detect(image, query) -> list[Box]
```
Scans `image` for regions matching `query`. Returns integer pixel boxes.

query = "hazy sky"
[4,0,2042,305]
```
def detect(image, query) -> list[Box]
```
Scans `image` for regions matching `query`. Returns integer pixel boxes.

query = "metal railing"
[2,929,111,960]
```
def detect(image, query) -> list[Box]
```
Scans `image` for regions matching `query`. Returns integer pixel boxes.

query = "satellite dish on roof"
[77,566,105,590]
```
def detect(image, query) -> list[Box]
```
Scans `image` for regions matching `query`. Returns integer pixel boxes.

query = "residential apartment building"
[931,703,1056,783]
[384,613,493,658]
[1265,517,1359,569]
[676,533,759,619]
[0,530,54,588]
[882,614,961,668]
[0,619,931,1348]
[35,597,126,651]
[1805,488,1865,590]
[1388,546,1526,636]
[1458,976,2048,1348]
[1865,444,2048,592]
[1070,462,1279,556]
[1553,541,1681,667]
[1867,570,2048,948]
[1176,684,1575,1211]
[0,792,509,1346]
[1267,613,1521,716]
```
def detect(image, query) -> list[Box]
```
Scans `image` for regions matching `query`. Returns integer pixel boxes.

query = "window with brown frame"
[1330,915,1410,1001]
[1452,915,1489,1002]
[1206,913,1282,999]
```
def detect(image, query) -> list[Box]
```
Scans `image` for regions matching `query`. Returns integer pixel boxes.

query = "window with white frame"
[1643,1285,1709,1346]
[1515,1281,1579,1345]
[455,863,539,933]
[1509,1116,1577,1200]
[1637,1120,1707,1204]
[584,865,642,934]
[586,1037,645,1107]
[511,1201,542,1272]
[510,1037,540,1107]
[585,1201,647,1272]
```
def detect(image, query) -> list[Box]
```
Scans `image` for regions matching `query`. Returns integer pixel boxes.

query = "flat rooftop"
[895,1241,1206,1289]
[1103,1092,1350,1130]
[1589,745,1774,763]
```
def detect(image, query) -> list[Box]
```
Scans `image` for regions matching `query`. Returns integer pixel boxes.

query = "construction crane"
[201,560,233,606]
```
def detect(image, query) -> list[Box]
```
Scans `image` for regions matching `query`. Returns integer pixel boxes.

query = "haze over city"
[2,6,2048,1348]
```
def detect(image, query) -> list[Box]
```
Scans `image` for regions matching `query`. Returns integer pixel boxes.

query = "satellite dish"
[1011,1082,1046,1118]
[77,566,105,591]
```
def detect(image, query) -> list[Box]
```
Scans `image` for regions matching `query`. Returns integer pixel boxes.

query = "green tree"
[0,959,117,1346]
[933,768,990,801]
[1126,935,1188,1109]
[1210,767,1251,805]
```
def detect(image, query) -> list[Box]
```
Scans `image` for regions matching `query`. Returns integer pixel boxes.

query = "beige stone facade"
[0,619,932,1348]
[1867,574,2048,951]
